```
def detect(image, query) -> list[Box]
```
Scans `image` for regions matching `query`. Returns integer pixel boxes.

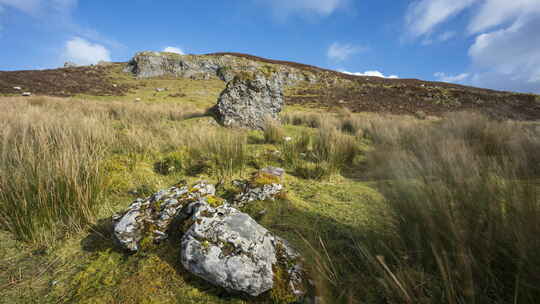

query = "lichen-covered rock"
[112,181,215,252]
[124,51,318,85]
[215,73,284,130]
[233,167,285,206]
[180,200,305,298]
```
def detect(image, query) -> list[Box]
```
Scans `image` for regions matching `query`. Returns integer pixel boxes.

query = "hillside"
[1,52,540,304]
[1,52,539,120]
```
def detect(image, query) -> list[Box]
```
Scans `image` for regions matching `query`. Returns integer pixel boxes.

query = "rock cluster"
[112,168,305,300]
[214,72,284,130]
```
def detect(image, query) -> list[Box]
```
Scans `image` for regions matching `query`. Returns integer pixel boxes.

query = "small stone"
[112,84,118,88]
[13,86,21,90]
[22,92,32,96]
[261,166,285,178]
[134,98,141,102]
[155,88,167,92]
[284,136,292,142]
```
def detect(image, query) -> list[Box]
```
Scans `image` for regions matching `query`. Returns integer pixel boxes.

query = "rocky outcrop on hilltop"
[112,168,306,301]
[214,72,284,130]
[124,51,318,85]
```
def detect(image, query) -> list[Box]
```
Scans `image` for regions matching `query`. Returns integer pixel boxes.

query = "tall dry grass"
[0,96,231,243]
[310,112,540,303]
[0,98,113,243]
[186,128,248,180]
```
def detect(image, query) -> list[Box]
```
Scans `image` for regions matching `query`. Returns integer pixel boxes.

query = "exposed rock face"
[215,73,284,130]
[124,51,317,85]
[112,181,215,252]
[180,200,305,297]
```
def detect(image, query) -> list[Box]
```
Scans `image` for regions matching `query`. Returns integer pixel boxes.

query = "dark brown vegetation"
[285,80,540,120]
[0,64,132,97]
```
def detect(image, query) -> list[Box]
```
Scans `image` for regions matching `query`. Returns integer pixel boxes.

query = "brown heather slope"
[207,53,540,120]
[0,64,132,97]
[1,53,540,120]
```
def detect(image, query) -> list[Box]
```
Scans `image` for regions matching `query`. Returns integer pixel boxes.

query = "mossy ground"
[0,64,411,303]
[75,64,226,110]
[0,112,387,303]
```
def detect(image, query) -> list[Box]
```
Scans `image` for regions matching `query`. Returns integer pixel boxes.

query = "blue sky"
[0,0,539,93]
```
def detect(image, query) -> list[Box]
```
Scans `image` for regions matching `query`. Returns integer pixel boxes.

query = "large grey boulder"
[112,181,215,251]
[215,73,284,130]
[180,200,305,298]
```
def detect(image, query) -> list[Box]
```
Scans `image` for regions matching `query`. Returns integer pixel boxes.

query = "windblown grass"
[308,112,540,303]
[0,96,229,244]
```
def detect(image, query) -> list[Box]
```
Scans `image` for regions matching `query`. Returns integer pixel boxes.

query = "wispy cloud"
[434,72,469,83]
[255,0,348,18]
[327,42,364,62]
[342,70,399,79]
[163,46,184,55]
[63,37,111,65]
[405,0,476,37]
[407,0,540,93]
[0,0,123,50]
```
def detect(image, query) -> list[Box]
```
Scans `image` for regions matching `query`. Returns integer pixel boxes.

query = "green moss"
[72,249,124,299]
[270,242,301,304]
[206,195,225,207]
[250,171,281,187]
[294,161,332,180]
[154,151,184,175]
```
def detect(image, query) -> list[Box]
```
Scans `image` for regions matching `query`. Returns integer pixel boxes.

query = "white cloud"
[434,72,469,83]
[407,0,540,93]
[163,46,184,55]
[327,42,363,62]
[63,37,111,65]
[256,0,347,17]
[342,70,399,79]
[405,0,476,37]
[468,15,540,92]
[468,0,540,33]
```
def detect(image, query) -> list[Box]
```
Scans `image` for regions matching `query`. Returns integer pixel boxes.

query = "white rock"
[22,92,32,96]
[181,201,305,297]
[13,86,22,90]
